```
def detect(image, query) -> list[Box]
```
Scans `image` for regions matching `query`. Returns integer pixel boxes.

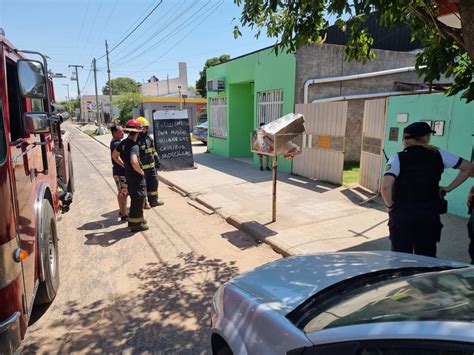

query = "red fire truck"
[0,31,74,353]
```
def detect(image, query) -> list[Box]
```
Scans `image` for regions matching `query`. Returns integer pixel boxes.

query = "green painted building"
[206,47,296,173]
[384,93,474,217]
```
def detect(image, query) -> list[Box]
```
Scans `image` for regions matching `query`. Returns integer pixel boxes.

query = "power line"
[112,0,212,68]
[74,0,92,60]
[110,0,192,63]
[97,0,164,60]
[127,0,224,76]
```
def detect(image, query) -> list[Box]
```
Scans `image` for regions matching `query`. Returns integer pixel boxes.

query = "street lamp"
[61,84,71,114]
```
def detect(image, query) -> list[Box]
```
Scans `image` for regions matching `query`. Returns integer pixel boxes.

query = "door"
[293,102,348,185]
[359,98,387,193]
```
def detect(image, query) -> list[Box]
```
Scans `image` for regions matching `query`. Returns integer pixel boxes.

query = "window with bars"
[209,97,227,138]
[257,90,283,127]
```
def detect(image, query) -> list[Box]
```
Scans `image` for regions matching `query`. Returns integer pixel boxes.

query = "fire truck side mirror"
[17,59,47,99]
[23,113,50,135]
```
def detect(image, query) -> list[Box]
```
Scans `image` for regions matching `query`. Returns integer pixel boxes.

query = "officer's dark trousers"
[144,167,159,205]
[467,214,474,264]
[127,178,146,228]
[388,201,442,257]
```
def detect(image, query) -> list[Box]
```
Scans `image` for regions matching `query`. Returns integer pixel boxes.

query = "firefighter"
[136,116,164,207]
[112,119,148,232]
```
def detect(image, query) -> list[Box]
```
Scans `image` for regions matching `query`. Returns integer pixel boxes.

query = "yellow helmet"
[136,116,149,127]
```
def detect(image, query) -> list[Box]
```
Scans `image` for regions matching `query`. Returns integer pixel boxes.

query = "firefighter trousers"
[144,166,159,205]
[467,214,474,264]
[128,178,146,228]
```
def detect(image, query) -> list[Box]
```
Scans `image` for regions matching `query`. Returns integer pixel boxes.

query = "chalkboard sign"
[153,110,195,171]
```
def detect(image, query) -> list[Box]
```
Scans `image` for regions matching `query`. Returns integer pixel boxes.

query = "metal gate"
[293,102,348,185]
[359,98,387,193]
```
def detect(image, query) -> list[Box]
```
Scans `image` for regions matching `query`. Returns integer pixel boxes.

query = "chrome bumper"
[0,312,22,354]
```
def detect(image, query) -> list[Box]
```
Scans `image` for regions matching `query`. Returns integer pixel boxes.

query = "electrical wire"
[127,0,224,76]
[97,0,164,60]
[74,0,92,60]
[112,0,213,68]
[110,0,194,64]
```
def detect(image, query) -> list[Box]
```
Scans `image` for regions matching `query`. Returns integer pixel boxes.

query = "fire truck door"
[6,60,37,314]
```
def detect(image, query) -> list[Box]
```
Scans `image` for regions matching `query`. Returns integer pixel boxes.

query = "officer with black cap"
[381,121,473,257]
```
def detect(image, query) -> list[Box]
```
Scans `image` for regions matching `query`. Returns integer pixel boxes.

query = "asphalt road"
[21,127,279,354]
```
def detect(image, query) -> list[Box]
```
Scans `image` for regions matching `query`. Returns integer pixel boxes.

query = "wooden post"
[272,155,278,222]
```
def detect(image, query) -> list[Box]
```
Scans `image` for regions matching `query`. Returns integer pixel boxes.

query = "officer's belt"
[142,163,155,170]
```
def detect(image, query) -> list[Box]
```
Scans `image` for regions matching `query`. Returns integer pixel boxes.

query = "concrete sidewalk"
[88,127,471,263]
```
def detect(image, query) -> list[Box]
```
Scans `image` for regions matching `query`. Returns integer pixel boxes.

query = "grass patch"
[343,161,360,186]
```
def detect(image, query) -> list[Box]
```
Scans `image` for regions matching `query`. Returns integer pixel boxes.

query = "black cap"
[403,122,436,139]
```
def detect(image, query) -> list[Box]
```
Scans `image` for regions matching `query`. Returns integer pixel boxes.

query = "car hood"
[229,251,467,317]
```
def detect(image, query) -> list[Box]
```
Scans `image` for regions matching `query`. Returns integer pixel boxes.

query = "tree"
[196,55,231,97]
[234,0,474,102]
[102,77,140,96]
[114,92,143,125]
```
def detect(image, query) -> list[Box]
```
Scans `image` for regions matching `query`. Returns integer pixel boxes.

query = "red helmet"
[124,119,143,133]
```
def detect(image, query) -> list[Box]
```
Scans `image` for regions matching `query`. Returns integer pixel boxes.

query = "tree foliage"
[113,92,143,125]
[234,0,474,102]
[102,77,140,96]
[196,55,231,97]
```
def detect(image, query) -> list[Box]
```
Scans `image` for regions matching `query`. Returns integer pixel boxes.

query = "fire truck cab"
[0,31,74,353]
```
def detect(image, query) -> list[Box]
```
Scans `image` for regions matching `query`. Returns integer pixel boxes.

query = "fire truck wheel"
[67,151,74,194]
[35,199,60,305]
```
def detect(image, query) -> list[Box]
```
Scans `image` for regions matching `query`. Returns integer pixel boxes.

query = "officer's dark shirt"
[110,139,125,176]
[116,138,143,183]
[137,133,155,165]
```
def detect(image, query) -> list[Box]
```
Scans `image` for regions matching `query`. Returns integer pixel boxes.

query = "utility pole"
[105,40,113,122]
[93,58,103,134]
[68,64,83,120]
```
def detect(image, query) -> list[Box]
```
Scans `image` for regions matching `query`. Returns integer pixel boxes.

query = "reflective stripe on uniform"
[142,163,155,170]
[148,191,158,196]
[145,147,155,153]
[128,217,145,223]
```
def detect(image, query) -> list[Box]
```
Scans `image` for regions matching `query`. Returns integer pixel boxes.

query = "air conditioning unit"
[207,78,225,92]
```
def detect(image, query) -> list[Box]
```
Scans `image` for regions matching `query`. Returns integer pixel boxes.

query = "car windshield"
[304,268,474,333]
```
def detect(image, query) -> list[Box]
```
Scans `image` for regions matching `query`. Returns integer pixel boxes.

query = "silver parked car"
[210,251,474,355]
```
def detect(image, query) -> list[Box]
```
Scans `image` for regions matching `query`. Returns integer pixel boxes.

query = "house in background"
[206,16,426,177]
[140,62,189,98]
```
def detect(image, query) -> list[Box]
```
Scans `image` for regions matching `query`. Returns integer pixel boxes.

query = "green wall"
[384,93,474,217]
[207,47,296,173]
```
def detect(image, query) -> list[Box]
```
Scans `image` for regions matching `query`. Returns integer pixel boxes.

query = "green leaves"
[234,0,474,103]
[195,55,231,97]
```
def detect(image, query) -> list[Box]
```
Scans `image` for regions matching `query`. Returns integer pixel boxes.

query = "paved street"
[21,127,279,354]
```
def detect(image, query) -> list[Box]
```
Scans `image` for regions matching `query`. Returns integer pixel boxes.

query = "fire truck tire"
[67,151,74,194]
[35,200,60,305]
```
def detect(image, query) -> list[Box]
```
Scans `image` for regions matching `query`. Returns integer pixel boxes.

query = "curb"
[79,125,289,257]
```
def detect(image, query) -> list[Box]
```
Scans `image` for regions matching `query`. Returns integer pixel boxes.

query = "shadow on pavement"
[77,210,124,231]
[220,230,261,250]
[21,252,239,354]
[83,227,132,247]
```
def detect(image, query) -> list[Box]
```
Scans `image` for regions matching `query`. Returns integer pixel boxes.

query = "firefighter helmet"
[124,119,143,133]
[136,116,150,127]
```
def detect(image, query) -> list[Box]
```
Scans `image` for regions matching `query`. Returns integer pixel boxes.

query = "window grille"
[257,90,283,127]
[209,97,227,138]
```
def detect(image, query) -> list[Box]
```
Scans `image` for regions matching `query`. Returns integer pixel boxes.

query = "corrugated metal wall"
[293,102,348,184]
[359,99,387,193]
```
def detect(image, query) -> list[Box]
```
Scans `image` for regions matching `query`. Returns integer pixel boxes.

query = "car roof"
[230,251,468,317]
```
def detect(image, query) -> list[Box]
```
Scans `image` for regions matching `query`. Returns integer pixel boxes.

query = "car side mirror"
[17,59,47,99]
[23,113,50,135]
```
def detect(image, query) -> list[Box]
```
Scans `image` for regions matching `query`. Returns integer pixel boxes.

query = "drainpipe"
[303,66,425,103]
[310,89,439,104]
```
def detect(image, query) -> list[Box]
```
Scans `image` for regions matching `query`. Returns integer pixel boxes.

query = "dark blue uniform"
[385,146,462,257]
[116,138,146,229]
[137,132,160,206]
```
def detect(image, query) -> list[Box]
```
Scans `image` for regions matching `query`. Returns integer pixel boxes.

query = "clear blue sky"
[0,0,280,101]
